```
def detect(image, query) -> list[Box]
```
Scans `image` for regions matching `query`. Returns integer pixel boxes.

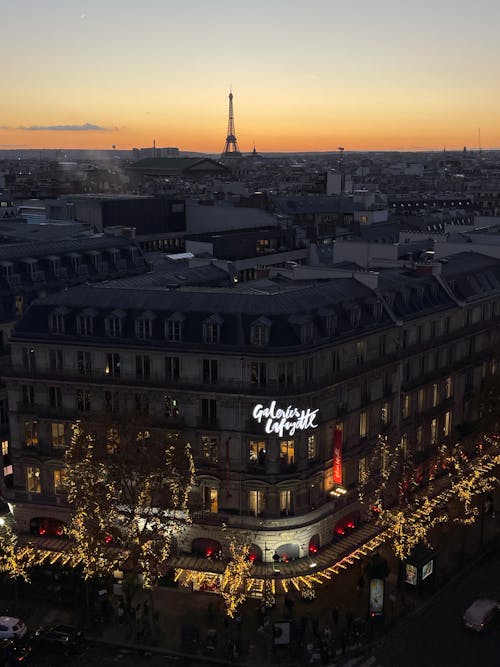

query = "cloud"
[17,123,113,131]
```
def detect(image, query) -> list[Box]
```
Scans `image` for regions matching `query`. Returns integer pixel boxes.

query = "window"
[106,316,122,337]
[401,433,408,459]
[402,394,411,420]
[22,385,35,406]
[51,422,65,448]
[0,400,7,425]
[164,395,179,418]
[280,490,293,515]
[430,418,438,444]
[203,322,220,344]
[359,411,369,438]
[250,362,267,386]
[77,389,91,412]
[77,351,92,376]
[300,321,314,344]
[445,377,453,400]
[49,386,62,409]
[359,457,368,485]
[432,383,439,408]
[356,341,367,365]
[303,357,313,383]
[26,466,41,493]
[202,359,218,384]
[135,317,153,339]
[49,349,63,372]
[165,319,182,342]
[248,490,265,516]
[165,356,180,381]
[251,324,270,346]
[278,362,294,388]
[332,349,342,373]
[77,313,94,336]
[15,295,24,318]
[416,425,423,450]
[1,440,7,456]
[22,347,36,371]
[135,393,150,415]
[106,427,120,454]
[202,486,218,513]
[325,313,337,336]
[279,440,295,466]
[444,411,452,437]
[136,355,151,380]
[50,313,66,334]
[307,434,317,461]
[381,401,391,425]
[53,469,68,494]
[24,420,38,447]
[249,440,266,466]
[201,399,217,425]
[106,353,121,377]
[104,391,120,413]
[350,305,361,328]
[417,388,425,412]
[201,436,218,465]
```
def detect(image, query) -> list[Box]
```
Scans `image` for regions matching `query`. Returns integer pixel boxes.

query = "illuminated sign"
[252,401,319,437]
[332,427,343,485]
[404,564,417,586]
[421,559,434,581]
[369,578,384,616]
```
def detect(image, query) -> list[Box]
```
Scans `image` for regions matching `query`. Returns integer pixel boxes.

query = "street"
[372,547,500,667]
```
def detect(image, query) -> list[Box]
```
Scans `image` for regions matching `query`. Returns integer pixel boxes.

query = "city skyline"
[2,0,500,152]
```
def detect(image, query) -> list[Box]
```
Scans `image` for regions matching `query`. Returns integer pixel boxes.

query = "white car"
[463,599,500,632]
[0,617,27,640]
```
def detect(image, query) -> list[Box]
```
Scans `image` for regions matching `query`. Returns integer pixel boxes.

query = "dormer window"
[49,306,69,335]
[346,304,361,328]
[203,314,223,344]
[319,308,337,336]
[373,302,383,320]
[250,316,272,346]
[77,308,97,336]
[105,309,126,337]
[165,312,185,342]
[135,311,156,339]
[289,313,314,344]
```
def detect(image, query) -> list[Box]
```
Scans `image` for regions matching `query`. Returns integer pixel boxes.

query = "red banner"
[333,427,343,485]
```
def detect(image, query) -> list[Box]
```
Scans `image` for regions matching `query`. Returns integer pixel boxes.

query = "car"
[33,625,85,656]
[463,598,500,632]
[0,637,32,664]
[0,618,27,640]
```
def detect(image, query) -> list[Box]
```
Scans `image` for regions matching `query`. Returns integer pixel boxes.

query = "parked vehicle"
[0,637,32,665]
[0,618,27,641]
[33,625,85,655]
[463,598,499,632]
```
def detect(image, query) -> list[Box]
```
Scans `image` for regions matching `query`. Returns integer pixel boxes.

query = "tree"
[0,520,36,582]
[220,538,253,618]
[65,417,195,589]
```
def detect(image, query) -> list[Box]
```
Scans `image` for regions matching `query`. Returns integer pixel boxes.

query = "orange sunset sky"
[2,0,500,153]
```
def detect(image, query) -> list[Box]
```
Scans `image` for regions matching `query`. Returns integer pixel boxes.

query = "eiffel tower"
[221,89,241,157]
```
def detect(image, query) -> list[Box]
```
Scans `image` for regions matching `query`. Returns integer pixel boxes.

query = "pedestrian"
[331,606,339,627]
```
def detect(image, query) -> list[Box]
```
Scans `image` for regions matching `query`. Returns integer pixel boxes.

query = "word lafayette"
[252,401,319,436]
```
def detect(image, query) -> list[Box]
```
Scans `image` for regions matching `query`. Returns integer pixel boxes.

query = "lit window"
[432,383,439,407]
[280,490,293,515]
[279,440,295,466]
[24,420,38,447]
[307,434,317,461]
[402,394,411,419]
[248,490,265,516]
[431,418,438,444]
[417,388,425,412]
[53,468,68,494]
[1,440,8,456]
[445,377,453,400]
[249,440,266,466]
[202,486,218,513]
[51,422,65,448]
[359,411,369,438]
[201,436,218,465]
[26,466,41,493]
[444,411,452,437]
